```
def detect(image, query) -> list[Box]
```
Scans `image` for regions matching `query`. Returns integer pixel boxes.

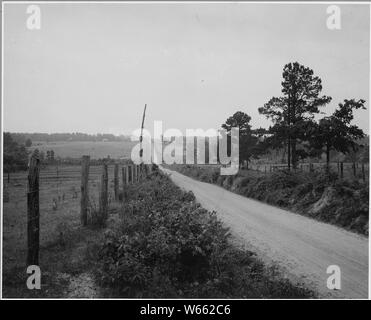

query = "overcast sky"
[3,2,370,135]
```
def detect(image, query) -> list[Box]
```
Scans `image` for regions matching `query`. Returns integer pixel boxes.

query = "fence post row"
[99,162,108,221]
[114,163,119,201]
[80,155,90,226]
[27,150,40,266]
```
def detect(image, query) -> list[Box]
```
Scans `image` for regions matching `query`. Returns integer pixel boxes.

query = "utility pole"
[139,104,147,161]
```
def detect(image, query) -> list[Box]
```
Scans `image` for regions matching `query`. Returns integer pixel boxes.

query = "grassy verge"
[2,165,120,298]
[2,223,105,298]
[168,164,369,235]
[95,170,314,298]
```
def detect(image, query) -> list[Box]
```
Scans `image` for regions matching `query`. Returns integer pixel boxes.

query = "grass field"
[29,140,137,159]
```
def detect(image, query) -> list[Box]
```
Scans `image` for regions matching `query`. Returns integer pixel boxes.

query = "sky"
[3,2,370,136]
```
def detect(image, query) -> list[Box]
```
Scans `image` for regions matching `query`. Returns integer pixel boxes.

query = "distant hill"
[9,132,132,144]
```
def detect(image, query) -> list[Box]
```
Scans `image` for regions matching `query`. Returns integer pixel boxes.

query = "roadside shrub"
[222,175,234,189]
[216,175,226,186]
[199,171,213,183]
[211,169,220,183]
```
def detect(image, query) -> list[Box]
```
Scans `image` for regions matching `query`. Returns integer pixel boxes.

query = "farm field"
[29,140,137,159]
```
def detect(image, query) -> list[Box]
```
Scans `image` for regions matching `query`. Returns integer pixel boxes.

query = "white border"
[1,0,370,301]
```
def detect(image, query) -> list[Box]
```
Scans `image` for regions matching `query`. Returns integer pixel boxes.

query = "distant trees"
[259,62,332,169]
[46,150,55,163]
[39,151,45,163]
[309,99,366,167]
[25,138,32,147]
[222,111,260,166]
[3,133,29,173]
[9,132,131,143]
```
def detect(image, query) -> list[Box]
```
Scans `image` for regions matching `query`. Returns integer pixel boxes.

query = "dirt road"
[161,167,369,299]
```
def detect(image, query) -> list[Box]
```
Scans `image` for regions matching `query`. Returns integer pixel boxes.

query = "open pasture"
[29,140,137,159]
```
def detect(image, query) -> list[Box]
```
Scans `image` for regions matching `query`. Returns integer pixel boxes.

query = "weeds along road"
[160,167,368,299]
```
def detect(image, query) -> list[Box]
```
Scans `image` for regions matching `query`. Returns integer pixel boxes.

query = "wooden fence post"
[340,162,344,179]
[80,155,90,226]
[141,164,145,179]
[99,162,108,221]
[27,150,40,266]
[353,162,357,177]
[127,166,133,183]
[131,164,137,183]
[114,163,119,201]
[122,166,127,186]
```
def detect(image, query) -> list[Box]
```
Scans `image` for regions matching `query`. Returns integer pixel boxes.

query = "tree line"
[3,133,29,173]
[9,132,131,144]
[222,62,368,169]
